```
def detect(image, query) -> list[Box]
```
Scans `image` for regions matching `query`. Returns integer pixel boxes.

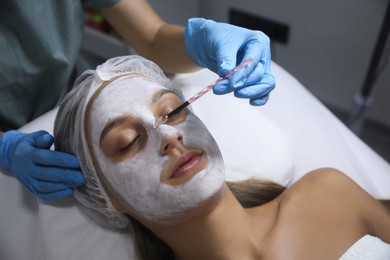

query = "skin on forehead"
[85,73,173,142]
[84,74,153,146]
[92,76,185,164]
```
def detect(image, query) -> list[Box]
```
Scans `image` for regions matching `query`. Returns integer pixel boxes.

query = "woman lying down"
[53,55,390,260]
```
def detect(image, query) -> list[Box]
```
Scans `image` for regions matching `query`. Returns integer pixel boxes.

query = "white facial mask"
[88,76,225,224]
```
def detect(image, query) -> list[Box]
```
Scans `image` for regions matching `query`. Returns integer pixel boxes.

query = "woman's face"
[86,75,225,224]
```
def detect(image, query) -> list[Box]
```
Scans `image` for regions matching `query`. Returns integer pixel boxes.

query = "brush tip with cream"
[154,115,169,129]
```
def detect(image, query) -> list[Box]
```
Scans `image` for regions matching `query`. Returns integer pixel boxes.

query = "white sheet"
[1,62,389,260]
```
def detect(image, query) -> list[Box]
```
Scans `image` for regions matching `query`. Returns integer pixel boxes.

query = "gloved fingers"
[214,65,273,97]
[250,94,270,106]
[13,173,71,202]
[228,35,268,87]
[29,177,73,194]
[216,46,239,77]
[233,72,275,99]
[16,174,36,194]
[29,130,54,149]
[34,165,85,186]
[213,79,233,95]
[234,59,266,90]
[37,188,74,201]
[215,40,266,94]
[213,53,261,95]
[32,149,80,168]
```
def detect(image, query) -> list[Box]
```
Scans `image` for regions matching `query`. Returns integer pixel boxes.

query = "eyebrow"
[99,89,176,145]
[150,89,176,104]
[100,115,129,145]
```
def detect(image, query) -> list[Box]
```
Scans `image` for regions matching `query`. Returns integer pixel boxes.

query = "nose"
[159,131,184,156]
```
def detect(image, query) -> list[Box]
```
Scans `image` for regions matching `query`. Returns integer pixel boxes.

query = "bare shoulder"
[296,167,360,188]
[284,168,364,200]
[284,167,390,242]
[290,168,383,208]
[281,168,364,211]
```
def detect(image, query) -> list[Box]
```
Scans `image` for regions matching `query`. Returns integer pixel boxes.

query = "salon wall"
[199,0,390,128]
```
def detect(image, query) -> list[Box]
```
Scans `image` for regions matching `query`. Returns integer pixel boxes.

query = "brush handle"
[187,79,221,104]
[188,57,253,104]
[166,101,190,119]
[165,57,253,121]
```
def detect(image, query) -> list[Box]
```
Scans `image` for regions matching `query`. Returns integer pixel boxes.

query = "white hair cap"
[54,55,181,228]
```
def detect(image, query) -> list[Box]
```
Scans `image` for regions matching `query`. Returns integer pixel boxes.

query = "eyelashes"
[118,135,141,153]
[114,100,188,156]
[118,108,186,153]
[162,107,188,126]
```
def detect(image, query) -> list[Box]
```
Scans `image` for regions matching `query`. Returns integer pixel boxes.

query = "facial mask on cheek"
[89,77,225,224]
[98,114,225,224]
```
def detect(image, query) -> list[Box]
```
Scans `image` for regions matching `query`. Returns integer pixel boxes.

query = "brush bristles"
[153,115,168,129]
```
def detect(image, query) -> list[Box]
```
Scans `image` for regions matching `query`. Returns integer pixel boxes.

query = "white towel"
[339,235,390,259]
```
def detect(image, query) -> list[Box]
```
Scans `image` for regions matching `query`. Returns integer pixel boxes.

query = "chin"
[151,183,226,226]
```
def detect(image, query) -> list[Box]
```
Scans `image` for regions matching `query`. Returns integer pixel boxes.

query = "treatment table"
[1,62,389,260]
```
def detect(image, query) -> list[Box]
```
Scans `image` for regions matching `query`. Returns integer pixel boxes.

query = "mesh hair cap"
[54,55,181,228]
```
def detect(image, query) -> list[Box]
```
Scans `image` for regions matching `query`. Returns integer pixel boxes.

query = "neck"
[146,185,274,260]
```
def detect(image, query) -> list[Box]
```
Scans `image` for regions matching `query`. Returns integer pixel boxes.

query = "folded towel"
[340,235,390,259]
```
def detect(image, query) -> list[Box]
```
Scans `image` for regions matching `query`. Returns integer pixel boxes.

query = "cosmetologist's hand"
[184,18,275,106]
[0,130,85,200]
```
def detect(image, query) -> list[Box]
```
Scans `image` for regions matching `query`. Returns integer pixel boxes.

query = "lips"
[170,151,203,179]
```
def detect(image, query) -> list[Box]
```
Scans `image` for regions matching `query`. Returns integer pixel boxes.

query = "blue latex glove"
[184,18,275,106]
[0,130,85,200]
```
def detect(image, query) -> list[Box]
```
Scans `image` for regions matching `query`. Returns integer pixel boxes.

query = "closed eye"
[118,135,141,153]
[166,108,187,124]
[160,103,188,126]
[151,89,189,127]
